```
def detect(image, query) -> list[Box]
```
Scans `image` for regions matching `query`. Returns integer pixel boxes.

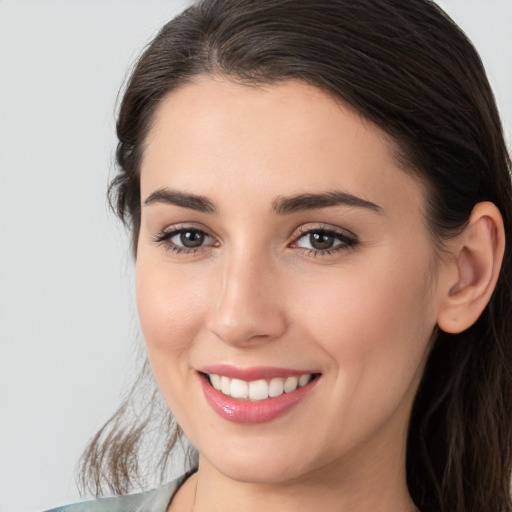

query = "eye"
[153,226,216,254]
[291,227,358,256]
[175,229,207,248]
[298,231,339,251]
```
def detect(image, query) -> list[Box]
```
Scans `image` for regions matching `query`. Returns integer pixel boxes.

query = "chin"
[198,435,325,485]
[213,457,308,485]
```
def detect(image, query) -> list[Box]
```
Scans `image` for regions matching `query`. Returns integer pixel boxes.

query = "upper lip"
[198,364,318,381]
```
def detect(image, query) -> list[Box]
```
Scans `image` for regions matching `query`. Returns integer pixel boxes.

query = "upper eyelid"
[154,225,215,243]
[153,222,358,246]
[157,223,216,239]
[160,221,210,233]
[157,222,355,235]
[292,223,357,239]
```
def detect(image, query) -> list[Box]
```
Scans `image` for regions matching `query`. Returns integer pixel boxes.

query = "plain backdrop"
[0,1,510,511]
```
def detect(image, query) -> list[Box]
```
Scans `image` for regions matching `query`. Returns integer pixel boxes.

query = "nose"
[205,251,287,347]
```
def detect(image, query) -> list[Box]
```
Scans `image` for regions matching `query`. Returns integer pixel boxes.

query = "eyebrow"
[143,187,382,215]
[144,188,216,213]
[271,191,382,215]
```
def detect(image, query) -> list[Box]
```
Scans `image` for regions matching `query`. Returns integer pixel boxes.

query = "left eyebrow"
[272,191,383,215]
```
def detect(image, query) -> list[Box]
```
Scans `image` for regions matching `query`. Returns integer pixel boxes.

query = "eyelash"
[152,224,215,255]
[152,224,359,257]
[291,225,358,257]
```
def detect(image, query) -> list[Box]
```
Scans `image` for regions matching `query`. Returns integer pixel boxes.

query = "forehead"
[141,78,426,221]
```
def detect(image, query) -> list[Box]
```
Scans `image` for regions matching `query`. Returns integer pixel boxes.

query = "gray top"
[44,475,187,512]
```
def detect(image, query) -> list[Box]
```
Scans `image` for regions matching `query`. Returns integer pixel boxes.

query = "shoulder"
[44,476,187,512]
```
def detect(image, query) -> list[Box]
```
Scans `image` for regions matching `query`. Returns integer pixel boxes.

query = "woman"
[50,0,512,511]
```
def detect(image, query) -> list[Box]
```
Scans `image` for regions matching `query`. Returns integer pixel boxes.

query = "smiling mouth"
[202,372,320,401]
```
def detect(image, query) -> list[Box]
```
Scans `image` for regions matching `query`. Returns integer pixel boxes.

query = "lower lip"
[198,373,318,424]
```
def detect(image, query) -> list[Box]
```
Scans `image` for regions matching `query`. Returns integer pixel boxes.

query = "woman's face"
[136,78,446,484]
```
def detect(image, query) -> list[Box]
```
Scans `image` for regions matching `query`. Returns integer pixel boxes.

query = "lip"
[199,364,316,381]
[197,368,320,424]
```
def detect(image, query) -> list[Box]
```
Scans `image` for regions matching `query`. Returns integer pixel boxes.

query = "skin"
[135,78,453,512]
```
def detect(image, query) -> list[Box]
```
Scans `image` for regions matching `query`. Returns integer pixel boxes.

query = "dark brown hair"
[80,1,512,511]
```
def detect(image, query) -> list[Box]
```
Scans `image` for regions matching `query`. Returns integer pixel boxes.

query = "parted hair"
[79,1,512,511]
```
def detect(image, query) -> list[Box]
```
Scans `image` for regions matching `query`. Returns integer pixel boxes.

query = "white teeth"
[221,376,231,395]
[208,373,314,401]
[299,374,312,387]
[268,378,284,397]
[284,376,298,393]
[248,379,268,401]
[210,374,222,390]
[230,379,248,399]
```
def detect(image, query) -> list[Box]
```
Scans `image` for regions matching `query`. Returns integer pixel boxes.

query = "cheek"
[288,257,437,450]
[135,258,207,358]
[135,258,211,421]
[295,250,436,392]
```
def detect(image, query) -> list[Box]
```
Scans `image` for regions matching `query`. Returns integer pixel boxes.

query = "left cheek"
[301,264,434,377]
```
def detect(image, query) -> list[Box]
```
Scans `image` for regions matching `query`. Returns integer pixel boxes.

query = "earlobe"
[437,202,505,334]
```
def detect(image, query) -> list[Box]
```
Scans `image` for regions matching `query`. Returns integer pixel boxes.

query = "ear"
[437,202,505,334]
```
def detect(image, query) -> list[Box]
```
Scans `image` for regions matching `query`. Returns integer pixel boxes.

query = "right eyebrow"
[143,188,217,213]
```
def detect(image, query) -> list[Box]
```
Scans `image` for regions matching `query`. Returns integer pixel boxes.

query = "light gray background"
[0,1,510,511]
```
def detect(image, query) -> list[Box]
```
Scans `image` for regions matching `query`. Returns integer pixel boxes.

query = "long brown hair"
[79,1,512,510]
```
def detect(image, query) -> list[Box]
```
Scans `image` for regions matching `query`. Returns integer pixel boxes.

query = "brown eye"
[309,232,335,250]
[154,226,215,254]
[180,230,206,248]
[293,227,358,255]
